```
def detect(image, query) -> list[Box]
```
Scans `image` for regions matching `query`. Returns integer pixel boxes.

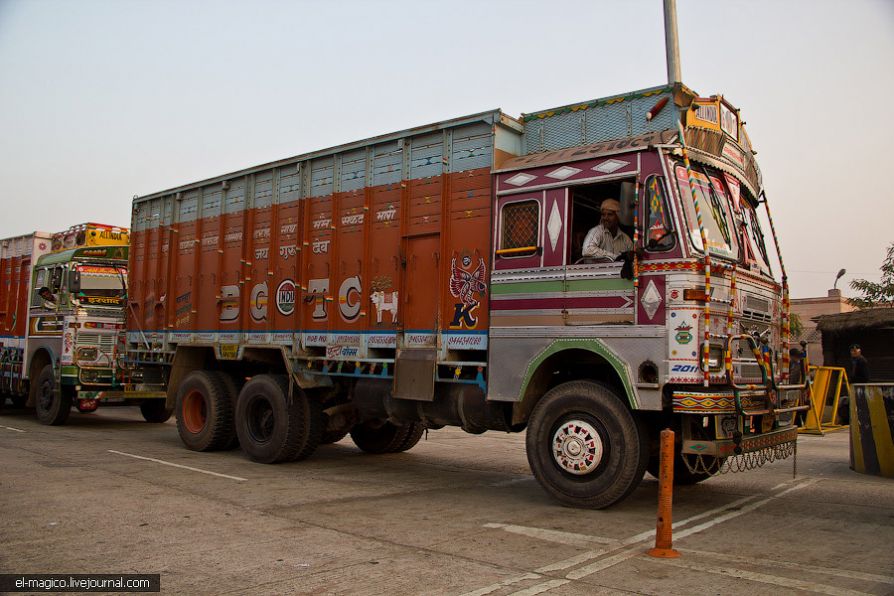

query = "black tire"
[140,400,173,423]
[350,420,424,454]
[646,453,721,485]
[234,375,322,464]
[11,395,27,408]
[525,381,648,509]
[34,365,71,426]
[175,370,236,451]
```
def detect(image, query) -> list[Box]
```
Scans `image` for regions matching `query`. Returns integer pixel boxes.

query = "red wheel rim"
[182,390,207,434]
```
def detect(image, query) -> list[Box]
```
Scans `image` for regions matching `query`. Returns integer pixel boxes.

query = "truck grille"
[743,295,772,323]
[77,332,116,352]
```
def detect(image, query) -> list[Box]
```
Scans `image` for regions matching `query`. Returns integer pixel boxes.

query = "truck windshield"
[675,165,739,261]
[76,265,127,297]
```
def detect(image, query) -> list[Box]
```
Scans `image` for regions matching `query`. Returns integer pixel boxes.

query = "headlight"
[76,347,98,362]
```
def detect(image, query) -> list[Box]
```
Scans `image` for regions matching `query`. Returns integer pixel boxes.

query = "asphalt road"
[1,405,893,595]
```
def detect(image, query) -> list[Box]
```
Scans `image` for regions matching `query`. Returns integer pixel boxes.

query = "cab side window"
[644,175,674,251]
[499,200,539,257]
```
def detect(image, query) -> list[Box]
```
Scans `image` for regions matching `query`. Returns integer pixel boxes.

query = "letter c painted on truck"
[338,276,362,322]
[250,282,268,321]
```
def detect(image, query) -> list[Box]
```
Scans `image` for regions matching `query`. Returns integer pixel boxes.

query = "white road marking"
[108,450,247,481]
[3,426,26,432]
[483,478,820,595]
[509,579,570,595]
[458,572,542,596]
[670,479,819,543]
[483,523,618,547]
[677,547,894,585]
[656,557,874,596]
[534,550,607,573]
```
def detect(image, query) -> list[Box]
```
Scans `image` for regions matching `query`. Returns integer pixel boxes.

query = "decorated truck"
[0,223,170,424]
[128,83,808,508]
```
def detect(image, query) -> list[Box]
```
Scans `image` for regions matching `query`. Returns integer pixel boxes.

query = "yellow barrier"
[799,366,850,435]
[850,384,894,478]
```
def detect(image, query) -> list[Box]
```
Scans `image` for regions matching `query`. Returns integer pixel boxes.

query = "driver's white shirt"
[581,225,633,260]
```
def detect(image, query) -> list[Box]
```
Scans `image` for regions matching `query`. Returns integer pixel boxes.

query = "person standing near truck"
[838,344,871,424]
[849,344,871,384]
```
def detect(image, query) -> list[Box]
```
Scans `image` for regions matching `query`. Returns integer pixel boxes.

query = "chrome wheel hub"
[552,419,603,475]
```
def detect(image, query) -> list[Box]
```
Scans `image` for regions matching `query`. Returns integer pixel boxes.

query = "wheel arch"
[511,340,636,427]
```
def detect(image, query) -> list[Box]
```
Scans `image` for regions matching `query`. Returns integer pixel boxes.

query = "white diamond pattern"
[547,201,562,251]
[545,166,581,180]
[640,280,662,321]
[505,173,536,187]
[592,159,629,174]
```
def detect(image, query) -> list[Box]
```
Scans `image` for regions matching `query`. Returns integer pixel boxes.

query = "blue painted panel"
[522,120,543,154]
[372,142,402,186]
[629,93,677,136]
[162,197,175,226]
[310,158,334,197]
[585,103,630,144]
[224,179,245,214]
[451,123,493,172]
[542,111,584,151]
[410,133,442,180]
[178,191,199,223]
[340,150,366,192]
[274,167,298,205]
[254,172,274,208]
[132,202,150,232]
[202,187,222,217]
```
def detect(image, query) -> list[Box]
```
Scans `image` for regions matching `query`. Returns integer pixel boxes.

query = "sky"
[1,0,892,299]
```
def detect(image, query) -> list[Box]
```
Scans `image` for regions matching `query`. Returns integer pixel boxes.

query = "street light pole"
[664,0,682,85]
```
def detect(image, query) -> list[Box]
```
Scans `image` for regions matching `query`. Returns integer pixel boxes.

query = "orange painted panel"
[173,221,197,331]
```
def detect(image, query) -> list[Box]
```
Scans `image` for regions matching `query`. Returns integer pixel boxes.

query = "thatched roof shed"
[816,307,894,381]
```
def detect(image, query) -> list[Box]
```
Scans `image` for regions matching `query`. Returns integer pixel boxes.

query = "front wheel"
[34,365,71,426]
[525,381,648,509]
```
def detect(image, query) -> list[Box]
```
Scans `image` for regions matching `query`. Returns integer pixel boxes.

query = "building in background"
[791,289,855,366]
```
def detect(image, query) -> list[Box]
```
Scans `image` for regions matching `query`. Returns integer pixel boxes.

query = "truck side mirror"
[619,181,636,227]
[69,269,81,293]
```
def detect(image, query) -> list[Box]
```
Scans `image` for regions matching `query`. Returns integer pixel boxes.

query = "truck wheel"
[140,400,173,423]
[525,381,648,509]
[34,365,71,426]
[175,371,236,451]
[235,375,322,464]
[11,395,27,408]
[350,420,424,454]
[646,454,722,485]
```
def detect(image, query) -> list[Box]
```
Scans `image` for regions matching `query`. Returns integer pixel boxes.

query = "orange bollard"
[647,428,680,558]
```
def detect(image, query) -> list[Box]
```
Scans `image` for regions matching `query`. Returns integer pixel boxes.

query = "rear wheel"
[235,375,322,464]
[350,420,425,454]
[140,400,173,423]
[34,365,71,426]
[525,381,648,509]
[175,371,236,451]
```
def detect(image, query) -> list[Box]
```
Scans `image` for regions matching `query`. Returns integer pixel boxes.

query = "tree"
[849,242,894,309]
[789,312,804,339]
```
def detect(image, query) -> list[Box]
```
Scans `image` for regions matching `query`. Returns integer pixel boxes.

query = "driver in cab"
[581,198,633,261]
